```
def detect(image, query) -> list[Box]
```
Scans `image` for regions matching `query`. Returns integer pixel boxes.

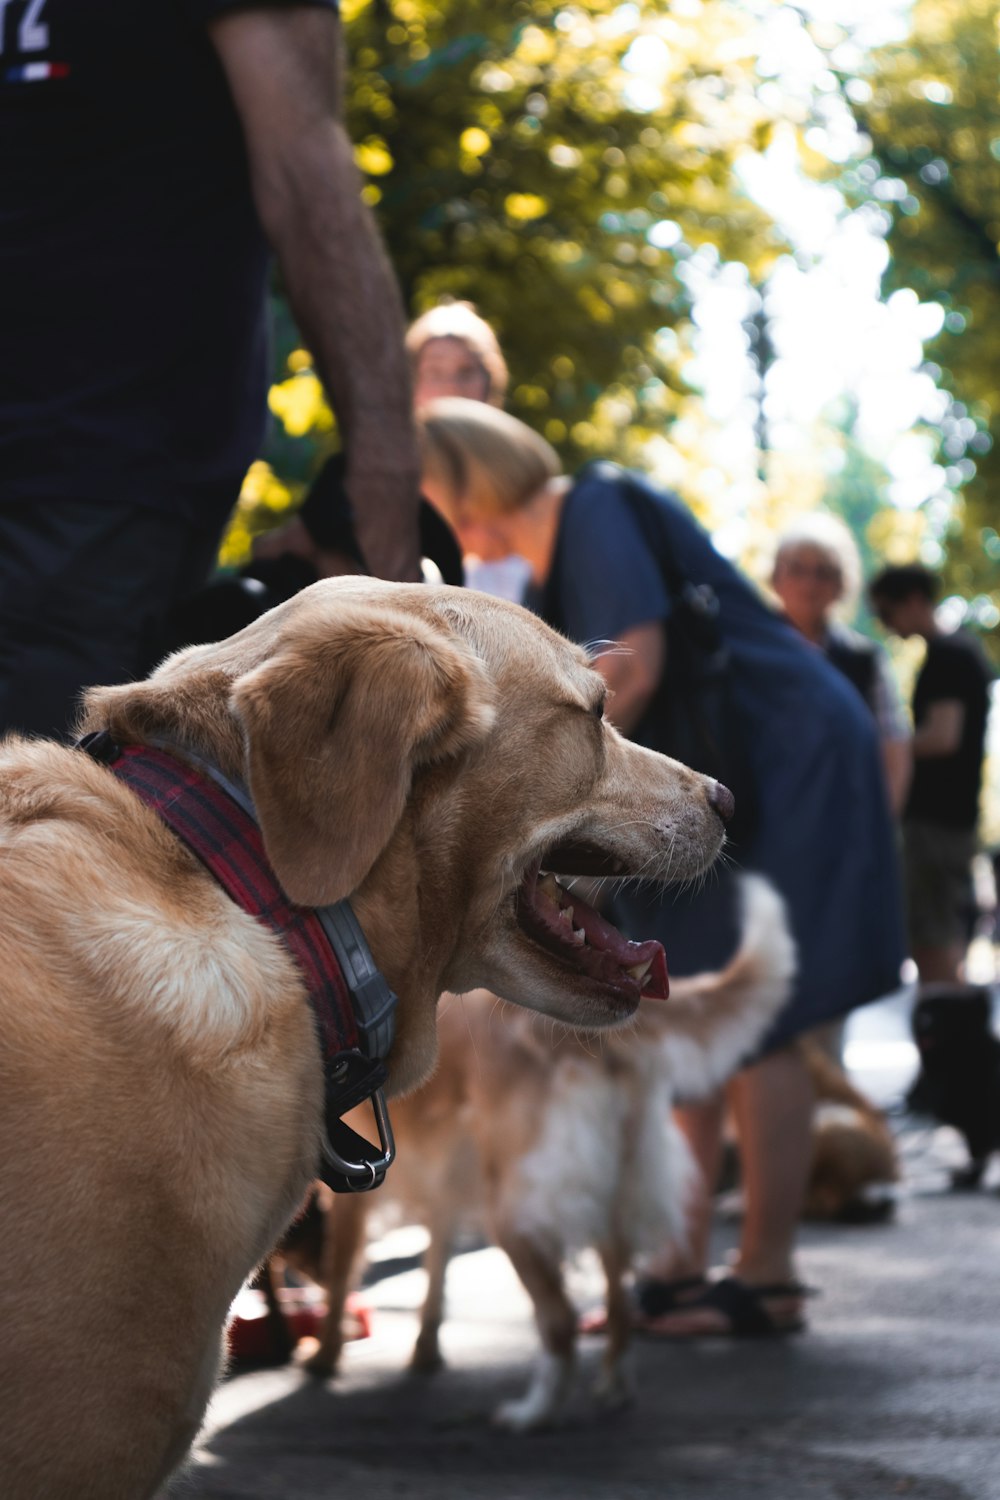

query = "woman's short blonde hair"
[406,301,509,407]
[417,397,561,517]
[771,511,863,616]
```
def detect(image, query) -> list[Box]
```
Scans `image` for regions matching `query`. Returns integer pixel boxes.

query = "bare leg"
[729,1044,815,1285]
[650,1045,815,1335]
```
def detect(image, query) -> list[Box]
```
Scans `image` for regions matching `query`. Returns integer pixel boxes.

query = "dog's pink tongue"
[571,893,670,1000]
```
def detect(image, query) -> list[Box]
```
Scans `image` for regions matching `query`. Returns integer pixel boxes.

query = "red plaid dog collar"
[77,731,396,1193]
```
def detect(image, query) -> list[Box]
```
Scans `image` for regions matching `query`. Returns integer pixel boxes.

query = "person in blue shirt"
[418,396,905,1337]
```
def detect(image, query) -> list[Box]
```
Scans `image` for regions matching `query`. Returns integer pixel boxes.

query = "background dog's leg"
[411,1194,458,1373]
[492,1231,575,1432]
[240,1259,295,1369]
[305,1192,369,1377]
[592,1240,633,1410]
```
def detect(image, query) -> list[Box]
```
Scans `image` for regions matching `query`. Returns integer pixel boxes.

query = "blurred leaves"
[847,0,1000,643]
[232,0,997,684]
[338,0,794,473]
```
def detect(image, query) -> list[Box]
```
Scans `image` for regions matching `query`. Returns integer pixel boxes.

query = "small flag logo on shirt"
[4,61,70,83]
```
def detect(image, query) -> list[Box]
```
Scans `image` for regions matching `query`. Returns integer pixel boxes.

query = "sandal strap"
[741,1280,818,1299]
[633,1274,708,1319]
[702,1276,807,1336]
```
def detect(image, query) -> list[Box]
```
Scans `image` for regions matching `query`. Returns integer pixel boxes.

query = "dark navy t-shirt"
[906,630,994,830]
[0,0,335,528]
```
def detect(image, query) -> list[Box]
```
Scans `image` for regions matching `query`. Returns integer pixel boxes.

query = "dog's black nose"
[709,780,736,824]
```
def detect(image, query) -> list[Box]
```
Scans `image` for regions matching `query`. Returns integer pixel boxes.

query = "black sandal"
[632,1274,710,1320]
[637,1275,814,1338]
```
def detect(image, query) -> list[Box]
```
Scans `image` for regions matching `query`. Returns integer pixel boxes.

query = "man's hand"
[344,465,425,585]
[209,7,421,582]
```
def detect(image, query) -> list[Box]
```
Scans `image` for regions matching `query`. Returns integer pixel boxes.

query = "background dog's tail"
[645,875,796,1101]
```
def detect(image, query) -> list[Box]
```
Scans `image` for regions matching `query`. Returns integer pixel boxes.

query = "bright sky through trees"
[655,0,956,561]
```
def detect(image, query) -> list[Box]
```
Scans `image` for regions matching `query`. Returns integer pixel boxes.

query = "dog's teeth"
[538,873,562,905]
[626,958,653,982]
[572,927,586,946]
[558,906,574,925]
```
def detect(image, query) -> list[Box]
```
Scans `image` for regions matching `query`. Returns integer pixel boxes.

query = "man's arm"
[870,650,912,812]
[209,6,421,582]
[881,737,912,814]
[912,699,965,758]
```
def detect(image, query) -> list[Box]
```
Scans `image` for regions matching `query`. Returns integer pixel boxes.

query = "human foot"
[636,1275,811,1338]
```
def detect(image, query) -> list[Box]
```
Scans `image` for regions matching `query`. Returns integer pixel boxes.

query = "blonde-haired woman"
[418,397,905,1338]
[407,300,509,410]
[253,301,507,584]
[771,513,911,814]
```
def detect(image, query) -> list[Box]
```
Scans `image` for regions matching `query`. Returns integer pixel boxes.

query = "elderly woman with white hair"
[770,513,912,814]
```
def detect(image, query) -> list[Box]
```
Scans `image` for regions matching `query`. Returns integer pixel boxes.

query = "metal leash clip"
[317,1049,396,1193]
[319,1087,396,1193]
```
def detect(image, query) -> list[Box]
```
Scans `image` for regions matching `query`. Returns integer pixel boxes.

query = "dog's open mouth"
[516,861,669,1001]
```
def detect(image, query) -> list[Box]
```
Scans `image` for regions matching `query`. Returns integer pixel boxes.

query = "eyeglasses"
[780,558,841,584]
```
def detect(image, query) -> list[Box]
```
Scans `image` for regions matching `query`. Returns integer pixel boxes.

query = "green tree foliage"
[847,0,1000,646]
[342,0,785,467]
[224,0,801,564]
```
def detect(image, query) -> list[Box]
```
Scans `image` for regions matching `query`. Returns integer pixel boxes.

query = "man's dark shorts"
[902,817,977,951]
[0,501,219,741]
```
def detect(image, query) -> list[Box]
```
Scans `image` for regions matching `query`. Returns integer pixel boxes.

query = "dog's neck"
[83,675,468,1097]
[352,826,461,1097]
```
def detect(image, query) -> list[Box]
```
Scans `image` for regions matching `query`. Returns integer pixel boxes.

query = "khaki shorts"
[902,818,977,951]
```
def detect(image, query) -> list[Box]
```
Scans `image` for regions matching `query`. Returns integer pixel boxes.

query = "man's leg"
[903,820,977,986]
[0,502,219,740]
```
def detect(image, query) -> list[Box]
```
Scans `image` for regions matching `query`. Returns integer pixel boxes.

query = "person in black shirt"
[0,1,420,739]
[870,563,995,983]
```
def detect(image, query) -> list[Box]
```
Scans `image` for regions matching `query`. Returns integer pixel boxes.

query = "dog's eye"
[591,698,606,721]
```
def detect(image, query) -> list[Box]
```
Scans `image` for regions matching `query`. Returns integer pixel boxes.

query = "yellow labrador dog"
[0,579,729,1500]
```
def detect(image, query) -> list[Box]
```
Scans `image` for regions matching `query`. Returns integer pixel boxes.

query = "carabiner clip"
[319,1087,396,1193]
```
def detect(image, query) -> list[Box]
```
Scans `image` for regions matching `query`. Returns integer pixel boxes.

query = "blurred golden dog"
[802,1044,898,1222]
[0,579,729,1499]
[286,877,794,1430]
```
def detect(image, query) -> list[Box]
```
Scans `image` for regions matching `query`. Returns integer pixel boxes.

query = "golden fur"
[0,578,727,1498]
[285,877,795,1429]
[802,1043,899,1221]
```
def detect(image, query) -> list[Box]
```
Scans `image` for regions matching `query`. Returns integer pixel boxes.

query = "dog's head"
[83,579,728,1087]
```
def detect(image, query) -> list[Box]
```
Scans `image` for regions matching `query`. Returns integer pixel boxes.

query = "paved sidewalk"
[173,994,1000,1500]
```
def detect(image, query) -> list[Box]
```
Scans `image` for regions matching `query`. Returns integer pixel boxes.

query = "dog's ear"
[230,605,496,906]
